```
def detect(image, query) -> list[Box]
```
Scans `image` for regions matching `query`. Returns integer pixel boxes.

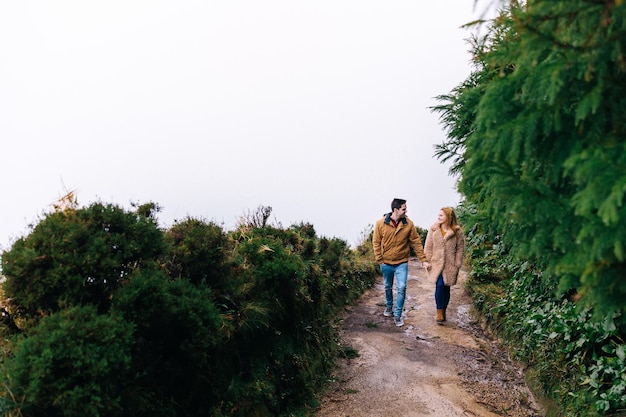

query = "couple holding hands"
[372,198,466,327]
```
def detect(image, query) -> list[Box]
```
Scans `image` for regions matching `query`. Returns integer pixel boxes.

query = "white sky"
[1,1,483,251]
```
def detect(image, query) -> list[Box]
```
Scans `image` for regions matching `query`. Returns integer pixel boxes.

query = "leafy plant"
[433,2,626,414]
[0,306,134,417]
[1,202,164,321]
[0,202,378,417]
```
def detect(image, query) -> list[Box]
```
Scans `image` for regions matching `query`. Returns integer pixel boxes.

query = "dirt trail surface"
[315,258,543,417]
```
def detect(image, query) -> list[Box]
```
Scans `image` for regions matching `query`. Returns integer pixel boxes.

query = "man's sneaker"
[394,316,404,327]
[383,307,393,317]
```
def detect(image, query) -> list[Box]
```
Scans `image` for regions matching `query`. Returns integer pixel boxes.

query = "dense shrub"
[164,217,230,287]
[1,202,164,320]
[210,225,376,416]
[1,306,134,417]
[111,269,224,416]
[0,203,378,417]
[463,225,626,416]
[433,2,626,414]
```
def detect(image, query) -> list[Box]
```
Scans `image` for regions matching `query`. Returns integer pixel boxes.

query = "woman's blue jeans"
[435,274,450,310]
[381,262,408,318]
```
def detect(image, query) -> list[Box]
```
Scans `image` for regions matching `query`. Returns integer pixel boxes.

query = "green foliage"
[1,306,134,417]
[415,225,427,242]
[462,217,626,415]
[164,217,230,287]
[1,202,164,320]
[355,224,374,258]
[434,0,626,319]
[111,269,224,416]
[211,224,376,416]
[289,222,317,240]
[317,237,375,310]
[433,2,626,414]
[0,202,378,417]
[339,346,360,359]
[231,229,314,330]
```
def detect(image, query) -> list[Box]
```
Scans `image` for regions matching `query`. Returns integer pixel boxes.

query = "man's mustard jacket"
[372,213,427,265]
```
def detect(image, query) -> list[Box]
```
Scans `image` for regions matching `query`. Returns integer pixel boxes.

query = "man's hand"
[423,261,431,270]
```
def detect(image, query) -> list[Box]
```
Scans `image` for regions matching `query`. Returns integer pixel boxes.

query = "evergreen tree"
[433,0,626,319]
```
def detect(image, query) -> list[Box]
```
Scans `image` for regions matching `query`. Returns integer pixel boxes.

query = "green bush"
[0,306,134,417]
[432,2,626,414]
[465,229,626,416]
[1,202,164,320]
[111,269,224,416]
[0,204,378,417]
[164,217,230,287]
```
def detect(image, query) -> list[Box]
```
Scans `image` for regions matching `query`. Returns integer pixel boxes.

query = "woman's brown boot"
[442,308,447,321]
[436,309,445,323]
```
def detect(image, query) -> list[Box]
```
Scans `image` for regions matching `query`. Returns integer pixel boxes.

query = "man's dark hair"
[391,198,406,212]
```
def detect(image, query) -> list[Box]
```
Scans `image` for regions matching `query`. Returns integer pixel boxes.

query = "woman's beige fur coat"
[424,223,466,286]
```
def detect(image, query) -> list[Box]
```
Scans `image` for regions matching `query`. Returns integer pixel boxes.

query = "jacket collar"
[384,212,408,225]
[430,223,455,239]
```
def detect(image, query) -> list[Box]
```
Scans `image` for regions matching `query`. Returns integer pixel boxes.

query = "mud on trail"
[315,258,543,417]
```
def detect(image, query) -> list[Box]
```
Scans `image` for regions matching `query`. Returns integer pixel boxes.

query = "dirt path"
[315,258,543,417]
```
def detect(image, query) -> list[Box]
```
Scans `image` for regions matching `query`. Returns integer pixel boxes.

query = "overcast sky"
[1,1,484,252]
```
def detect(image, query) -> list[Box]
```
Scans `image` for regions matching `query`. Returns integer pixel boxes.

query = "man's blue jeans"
[381,262,408,318]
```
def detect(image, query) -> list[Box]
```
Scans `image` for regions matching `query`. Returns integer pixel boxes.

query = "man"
[372,198,430,327]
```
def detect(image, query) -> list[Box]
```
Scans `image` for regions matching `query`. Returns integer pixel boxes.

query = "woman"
[424,207,466,324]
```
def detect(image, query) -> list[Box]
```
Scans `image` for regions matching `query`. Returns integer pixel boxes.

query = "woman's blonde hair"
[441,207,460,230]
